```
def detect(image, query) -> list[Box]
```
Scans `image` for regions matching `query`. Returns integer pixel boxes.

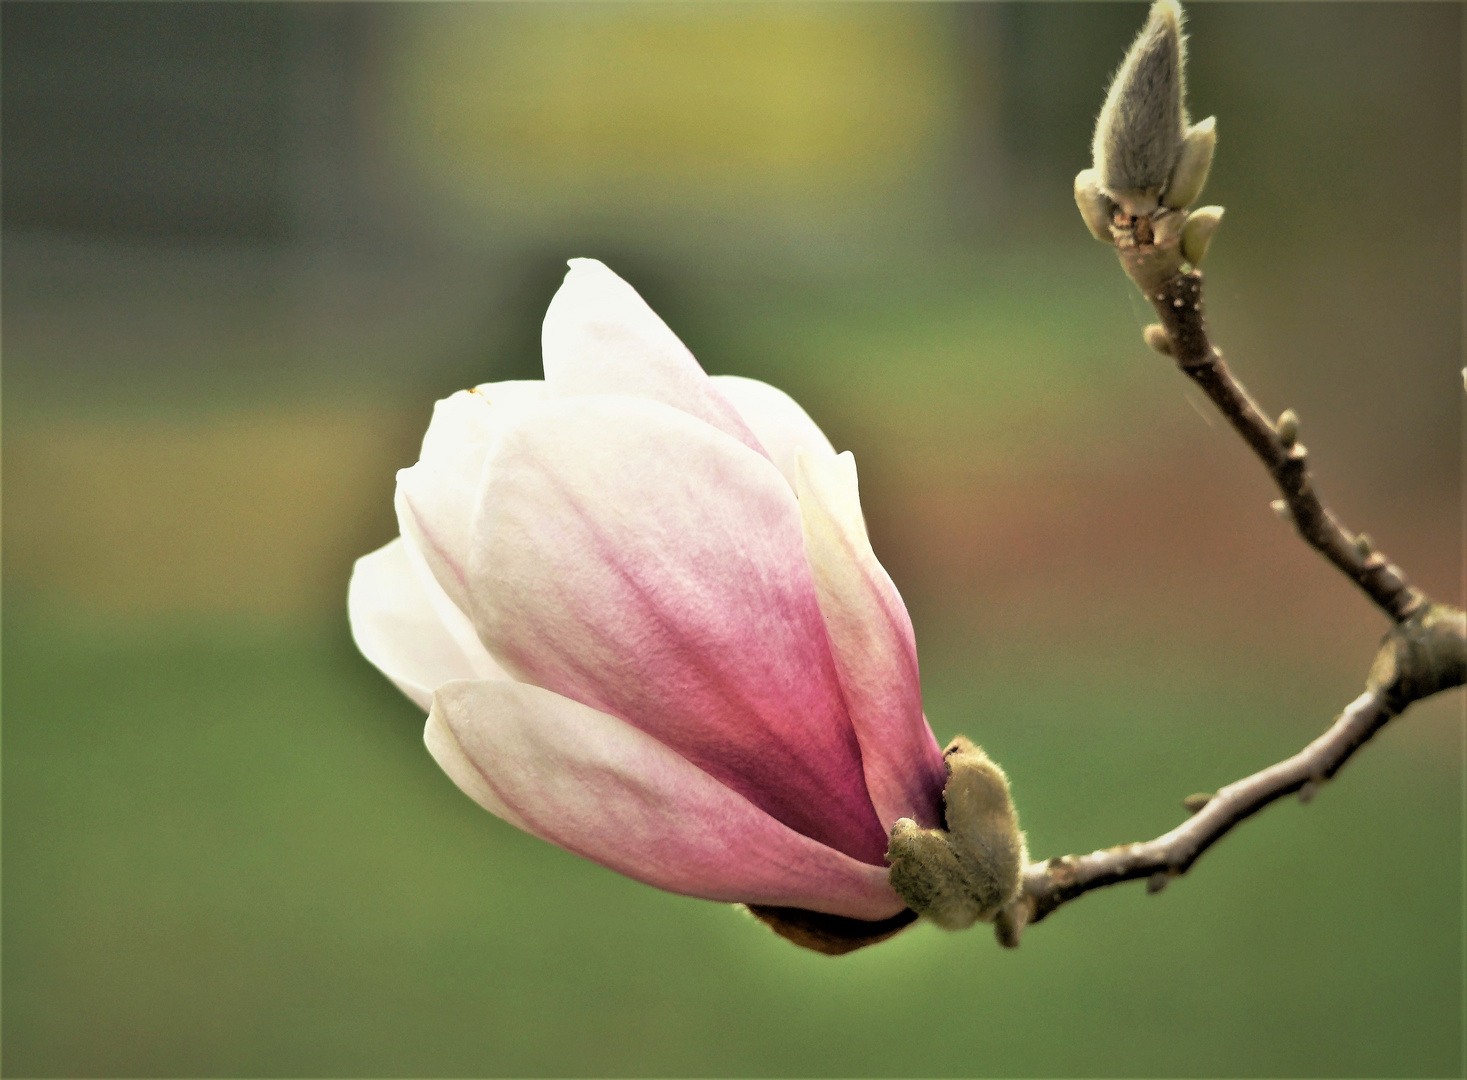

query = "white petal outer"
[348,539,492,710]
[465,394,891,867]
[388,383,541,692]
[540,259,767,458]
[796,449,948,832]
[397,382,548,615]
[418,380,547,464]
[349,535,512,716]
[428,679,906,919]
[711,375,836,491]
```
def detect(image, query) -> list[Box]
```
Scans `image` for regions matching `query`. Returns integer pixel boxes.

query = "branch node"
[1146,870,1170,894]
[1368,603,1467,711]
[1354,533,1374,560]
[1297,779,1320,804]
[1269,499,1293,524]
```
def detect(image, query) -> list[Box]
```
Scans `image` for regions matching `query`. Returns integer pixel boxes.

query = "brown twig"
[1003,600,1464,944]
[1139,266,1427,624]
[990,250,1467,948]
[1019,686,1392,925]
[975,0,1462,953]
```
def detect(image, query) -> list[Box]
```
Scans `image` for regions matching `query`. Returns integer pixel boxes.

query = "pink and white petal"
[710,375,836,491]
[540,259,765,457]
[796,449,947,832]
[428,679,906,920]
[465,395,890,867]
[423,689,535,833]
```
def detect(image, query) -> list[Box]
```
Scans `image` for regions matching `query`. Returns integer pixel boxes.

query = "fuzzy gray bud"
[1092,0,1189,217]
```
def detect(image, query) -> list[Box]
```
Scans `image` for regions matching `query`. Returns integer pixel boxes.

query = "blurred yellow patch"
[382,5,964,217]
[5,409,416,618]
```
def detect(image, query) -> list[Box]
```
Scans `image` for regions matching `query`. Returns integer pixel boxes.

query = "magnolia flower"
[348,258,951,942]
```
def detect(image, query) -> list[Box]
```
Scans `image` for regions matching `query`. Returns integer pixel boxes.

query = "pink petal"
[464,395,890,866]
[540,259,765,457]
[428,679,906,920]
[796,449,947,831]
[348,538,510,710]
[710,374,835,492]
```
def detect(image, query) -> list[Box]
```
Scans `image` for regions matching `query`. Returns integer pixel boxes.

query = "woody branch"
[989,0,1465,949]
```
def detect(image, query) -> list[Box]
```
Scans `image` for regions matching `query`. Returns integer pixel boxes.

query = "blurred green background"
[3,3,1461,1076]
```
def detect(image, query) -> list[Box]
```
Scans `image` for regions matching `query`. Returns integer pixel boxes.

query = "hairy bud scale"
[1092,0,1189,216]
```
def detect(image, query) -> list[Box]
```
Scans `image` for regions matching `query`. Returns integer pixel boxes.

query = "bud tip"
[1092,0,1190,212]
[1143,323,1173,356]
[1275,408,1299,447]
[1182,792,1212,814]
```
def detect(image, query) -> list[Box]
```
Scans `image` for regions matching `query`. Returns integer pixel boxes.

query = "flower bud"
[1092,0,1189,218]
[1183,792,1212,814]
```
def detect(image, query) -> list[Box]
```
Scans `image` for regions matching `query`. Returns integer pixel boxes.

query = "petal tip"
[565,256,609,277]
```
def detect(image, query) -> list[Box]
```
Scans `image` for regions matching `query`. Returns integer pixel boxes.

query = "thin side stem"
[1013,687,1392,930]
[1142,268,1427,624]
